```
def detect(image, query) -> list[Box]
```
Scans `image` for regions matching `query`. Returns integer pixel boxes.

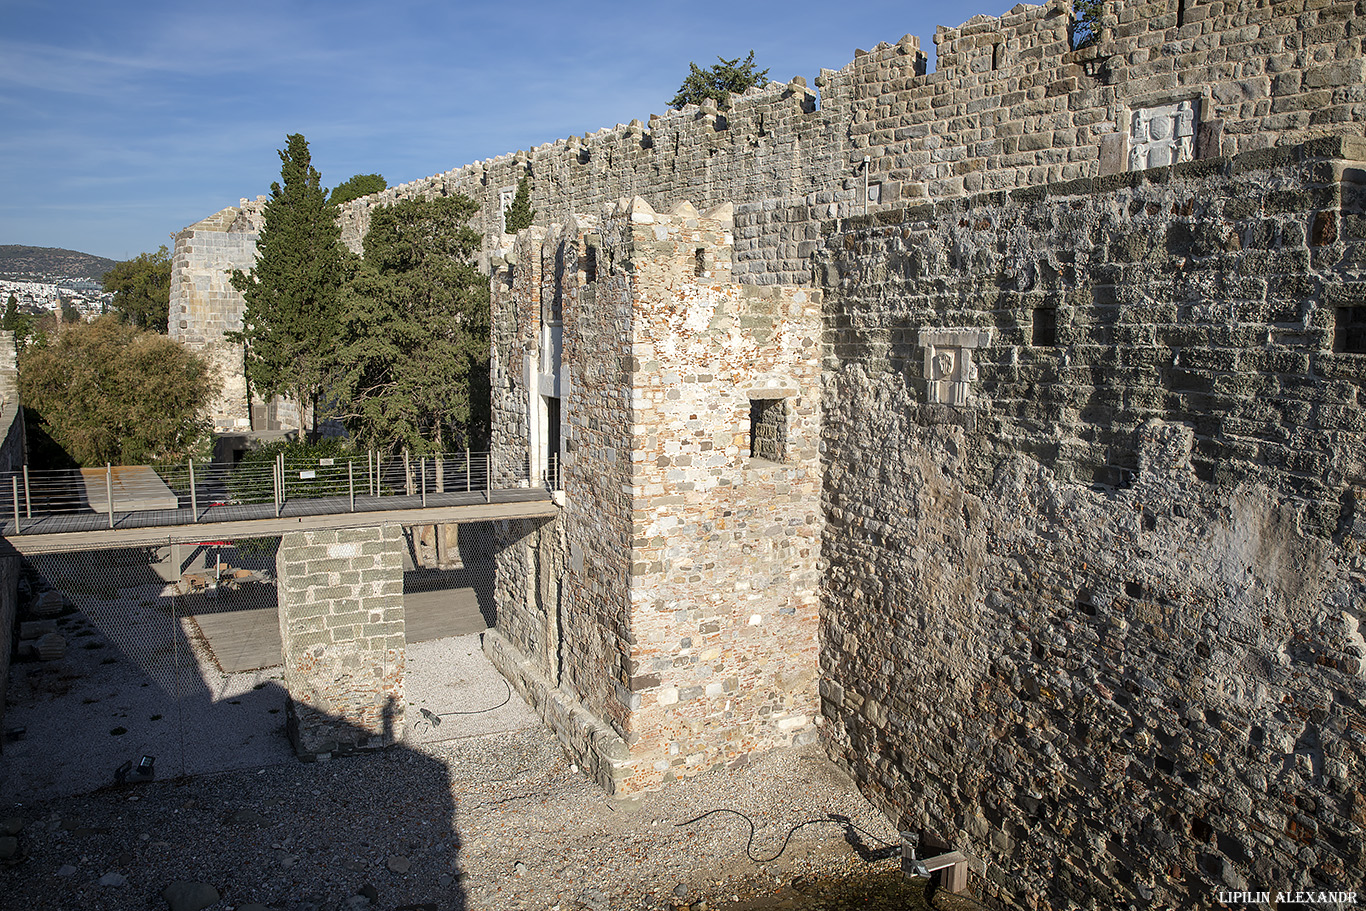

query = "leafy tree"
[59,296,80,324]
[2,293,34,349]
[503,174,536,234]
[333,193,490,454]
[19,316,217,467]
[227,438,358,504]
[329,173,388,206]
[1071,0,1104,48]
[103,245,171,331]
[669,51,769,111]
[229,134,349,435]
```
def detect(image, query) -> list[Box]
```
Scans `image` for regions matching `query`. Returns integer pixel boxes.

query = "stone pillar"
[276,525,405,759]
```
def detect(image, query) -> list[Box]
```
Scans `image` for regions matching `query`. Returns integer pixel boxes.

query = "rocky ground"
[0,729,985,911]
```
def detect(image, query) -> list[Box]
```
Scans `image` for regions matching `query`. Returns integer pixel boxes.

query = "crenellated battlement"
[175,0,1364,423]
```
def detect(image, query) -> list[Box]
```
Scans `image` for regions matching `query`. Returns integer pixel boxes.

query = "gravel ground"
[2,592,984,910]
[1,729,944,911]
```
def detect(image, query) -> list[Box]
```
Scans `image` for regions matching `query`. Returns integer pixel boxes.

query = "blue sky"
[0,0,1017,261]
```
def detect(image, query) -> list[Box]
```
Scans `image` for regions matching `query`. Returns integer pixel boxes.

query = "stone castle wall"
[814,136,1366,907]
[173,0,1366,429]
[169,203,264,430]
[489,200,825,794]
[0,330,23,739]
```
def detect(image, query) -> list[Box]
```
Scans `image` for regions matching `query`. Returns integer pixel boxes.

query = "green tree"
[2,293,34,349]
[102,245,171,331]
[229,134,349,434]
[669,51,769,111]
[333,193,490,453]
[329,173,387,206]
[503,174,536,234]
[1071,0,1103,48]
[19,316,217,467]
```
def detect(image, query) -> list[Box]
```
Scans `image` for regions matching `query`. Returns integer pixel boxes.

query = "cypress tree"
[229,134,347,434]
[503,174,536,234]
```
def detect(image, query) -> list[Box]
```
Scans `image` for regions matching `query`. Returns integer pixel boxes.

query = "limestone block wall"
[169,201,265,430]
[814,137,1366,908]
[490,200,824,794]
[616,200,824,791]
[276,525,405,759]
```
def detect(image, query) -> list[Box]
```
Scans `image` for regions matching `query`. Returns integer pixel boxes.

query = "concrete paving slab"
[79,466,179,514]
[190,574,493,672]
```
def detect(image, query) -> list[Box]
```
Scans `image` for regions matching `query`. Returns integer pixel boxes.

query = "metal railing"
[1,450,545,536]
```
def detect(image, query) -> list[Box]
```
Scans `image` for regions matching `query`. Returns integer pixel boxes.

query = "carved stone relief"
[1128,99,1198,171]
[919,328,992,406]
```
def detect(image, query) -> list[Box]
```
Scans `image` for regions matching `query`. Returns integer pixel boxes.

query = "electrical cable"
[674,808,899,864]
[417,678,513,728]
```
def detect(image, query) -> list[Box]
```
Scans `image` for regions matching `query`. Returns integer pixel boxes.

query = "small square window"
[1032,307,1057,347]
[1334,307,1366,354]
[749,398,787,462]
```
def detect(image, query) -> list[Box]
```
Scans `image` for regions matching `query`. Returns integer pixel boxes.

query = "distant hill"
[0,245,118,282]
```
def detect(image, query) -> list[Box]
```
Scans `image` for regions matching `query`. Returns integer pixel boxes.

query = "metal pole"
[465,448,471,492]
[348,460,355,512]
[11,476,20,534]
[189,458,198,522]
[404,449,411,497]
[275,453,283,518]
[420,457,427,508]
[106,462,114,529]
[486,452,492,503]
[369,449,375,497]
[22,465,30,519]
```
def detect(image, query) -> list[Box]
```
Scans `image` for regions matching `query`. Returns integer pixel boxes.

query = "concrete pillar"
[276,525,405,759]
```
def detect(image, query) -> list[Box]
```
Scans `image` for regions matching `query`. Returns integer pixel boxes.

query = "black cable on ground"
[674,808,899,865]
[418,678,513,727]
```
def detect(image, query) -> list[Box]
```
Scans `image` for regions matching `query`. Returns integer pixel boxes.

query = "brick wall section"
[814,138,1366,907]
[276,525,405,759]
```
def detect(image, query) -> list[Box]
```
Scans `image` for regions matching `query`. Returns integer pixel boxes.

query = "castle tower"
[488,198,824,794]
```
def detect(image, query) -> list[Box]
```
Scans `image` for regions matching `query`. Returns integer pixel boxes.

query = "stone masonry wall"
[169,202,265,431]
[616,199,824,792]
[175,0,1365,430]
[490,200,824,794]
[815,137,1366,907]
[276,525,405,759]
[0,330,22,739]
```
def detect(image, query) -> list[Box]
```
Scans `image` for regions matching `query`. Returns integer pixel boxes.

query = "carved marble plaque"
[1128,99,1198,171]
[919,328,992,407]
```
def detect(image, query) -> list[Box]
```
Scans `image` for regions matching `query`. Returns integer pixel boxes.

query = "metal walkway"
[2,489,557,554]
[0,451,560,554]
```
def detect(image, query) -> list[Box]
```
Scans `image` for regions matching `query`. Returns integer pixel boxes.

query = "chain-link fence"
[1,521,511,801]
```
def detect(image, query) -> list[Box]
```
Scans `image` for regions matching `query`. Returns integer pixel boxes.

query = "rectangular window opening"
[1032,307,1058,347]
[992,43,1003,71]
[584,246,597,283]
[749,398,787,463]
[695,248,707,277]
[1334,306,1366,354]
